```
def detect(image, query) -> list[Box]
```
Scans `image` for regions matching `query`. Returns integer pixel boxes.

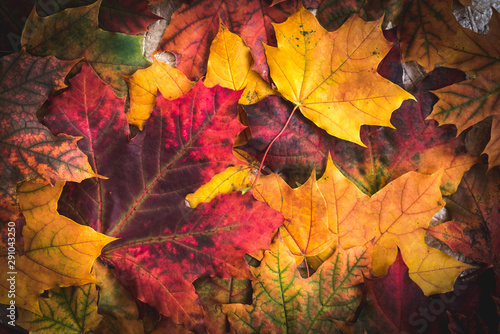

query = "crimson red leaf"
[44,78,284,331]
[43,63,127,232]
[157,0,299,80]
[35,0,160,35]
[356,251,448,333]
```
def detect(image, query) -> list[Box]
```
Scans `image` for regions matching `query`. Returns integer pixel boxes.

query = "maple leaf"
[16,284,102,333]
[35,0,160,35]
[0,50,97,222]
[427,164,500,289]
[43,77,283,330]
[263,6,414,146]
[104,192,283,331]
[241,67,478,193]
[21,0,150,96]
[194,277,252,334]
[43,63,127,233]
[340,169,472,295]
[222,235,370,333]
[397,0,460,72]
[125,58,194,130]
[0,181,115,315]
[205,22,274,105]
[428,11,500,169]
[157,0,300,80]
[253,169,333,263]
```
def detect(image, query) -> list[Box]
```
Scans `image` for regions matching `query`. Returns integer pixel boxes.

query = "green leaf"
[17,284,102,334]
[21,0,150,96]
[222,235,370,333]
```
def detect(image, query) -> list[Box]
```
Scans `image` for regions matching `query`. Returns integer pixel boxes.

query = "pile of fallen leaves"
[1,0,499,333]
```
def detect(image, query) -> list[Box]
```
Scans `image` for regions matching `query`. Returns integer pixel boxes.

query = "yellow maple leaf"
[125,58,194,129]
[0,182,116,315]
[264,6,414,146]
[339,170,472,295]
[253,170,333,264]
[205,21,274,105]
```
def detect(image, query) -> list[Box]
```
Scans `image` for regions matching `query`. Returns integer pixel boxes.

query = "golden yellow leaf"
[205,21,274,104]
[125,58,194,129]
[0,182,116,314]
[253,170,333,263]
[305,155,369,268]
[185,165,256,209]
[264,6,414,146]
[339,170,471,295]
[399,229,473,295]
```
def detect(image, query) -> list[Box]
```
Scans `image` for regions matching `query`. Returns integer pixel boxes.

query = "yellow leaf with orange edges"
[339,170,472,295]
[125,58,194,129]
[264,6,414,146]
[0,182,116,315]
[253,170,333,263]
[205,22,274,105]
[185,165,256,209]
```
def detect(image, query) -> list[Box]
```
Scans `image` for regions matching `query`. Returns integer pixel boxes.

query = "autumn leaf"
[21,0,150,96]
[205,21,274,105]
[428,11,500,169]
[43,80,284,330]
[0,50,97,222]
[398,0,460,72]
[157,0,300,80]
[253,169,332,263]
[125,58,194,129]
[222,235,370,333]
[427,164,500,289]
[186,165,256,209]
[0,181,115,315]
[264,6,414,146]
[35,0,160,35]
[104,192,283,331]
[16,284,102,334]
[194,277,252,334]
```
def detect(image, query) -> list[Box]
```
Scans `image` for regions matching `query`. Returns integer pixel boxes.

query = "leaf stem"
[252,105,299,188]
